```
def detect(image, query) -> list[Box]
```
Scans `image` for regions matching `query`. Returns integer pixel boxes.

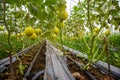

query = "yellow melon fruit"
[105,29,110,36]
[30,33,37,40]
[24,26,34,36]
[58,10,68,21]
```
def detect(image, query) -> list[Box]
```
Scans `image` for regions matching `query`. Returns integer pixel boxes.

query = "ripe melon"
[58,10,68,21]
[24,26,34,36]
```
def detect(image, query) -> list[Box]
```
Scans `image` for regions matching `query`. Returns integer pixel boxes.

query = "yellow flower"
[53,27,59,34]
[24,26,34,36]
[11,34,15,38]
[21,32,25,36]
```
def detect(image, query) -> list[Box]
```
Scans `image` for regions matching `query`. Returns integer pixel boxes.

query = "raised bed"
[0,42,40,72]
[44,41,117,80]
[1,40,119,80]
[0,40,76,80]
[63,45,120,80]
[0,41,45,80]
[23,42,46,80]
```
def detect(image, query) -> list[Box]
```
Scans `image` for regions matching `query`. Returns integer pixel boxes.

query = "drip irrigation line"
[31,70,44,80]
[0,42,40,72]
[23,43,43,80]
[63,45,120,80]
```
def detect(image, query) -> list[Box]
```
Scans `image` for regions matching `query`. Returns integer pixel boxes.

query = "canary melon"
[24,26,34,36]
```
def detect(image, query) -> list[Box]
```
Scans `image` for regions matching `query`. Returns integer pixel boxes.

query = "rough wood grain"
[44,40,75,80]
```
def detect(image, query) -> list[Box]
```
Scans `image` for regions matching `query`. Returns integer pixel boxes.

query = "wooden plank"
[44,52,55,80]
[44,40,75,80]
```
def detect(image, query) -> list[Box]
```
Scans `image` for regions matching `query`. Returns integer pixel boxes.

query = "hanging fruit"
[105,29,110,36]
[24,26,34,36]
[58,10,68,21]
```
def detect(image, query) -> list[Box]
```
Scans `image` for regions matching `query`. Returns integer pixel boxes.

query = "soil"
[0,42,45,80]
[66,57,89,80]
[65,51,115,80]
[27,44,46,80]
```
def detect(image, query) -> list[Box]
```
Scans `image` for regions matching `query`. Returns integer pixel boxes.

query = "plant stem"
[90,36,95,56]
[96,37,107,62]
[105,37,112,80]
[3,0,14,79]
[84,60,92,70]
[83,36,90,50]
[87,0,92,32]
[59,21,63,49]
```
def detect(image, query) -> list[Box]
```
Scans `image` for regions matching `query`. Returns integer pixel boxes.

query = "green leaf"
[6,0,15,5]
